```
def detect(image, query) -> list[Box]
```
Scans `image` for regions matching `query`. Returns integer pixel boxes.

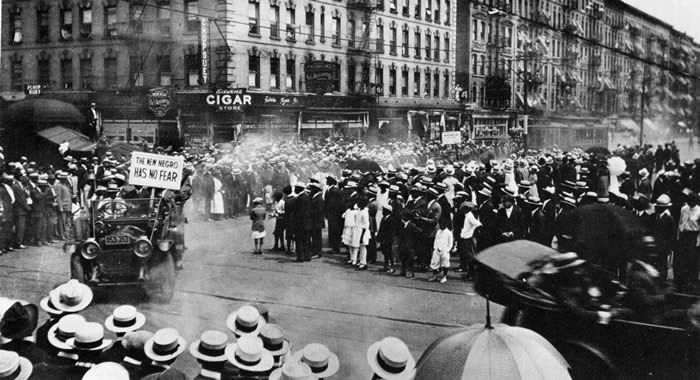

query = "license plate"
[105,235,130,245]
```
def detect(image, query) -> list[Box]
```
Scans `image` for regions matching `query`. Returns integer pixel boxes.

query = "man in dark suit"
[294,183,311,262]
[308,182,324,259]
[654,195,675,281]
[397,211,421,277]
[12,173,31,249]
[495,192,526,243]
[0,172,16,253]
[283,186,297,255]
[416,188,442,270]
[324,176,344,255]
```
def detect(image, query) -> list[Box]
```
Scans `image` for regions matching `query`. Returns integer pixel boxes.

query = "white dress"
[210,177,225,215]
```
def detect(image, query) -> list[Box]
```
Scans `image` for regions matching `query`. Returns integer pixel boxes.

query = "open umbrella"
[414,310,571,380]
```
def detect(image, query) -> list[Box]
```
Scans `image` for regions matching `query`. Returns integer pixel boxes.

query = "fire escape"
[485,0,513,109]
[346,0,380,95]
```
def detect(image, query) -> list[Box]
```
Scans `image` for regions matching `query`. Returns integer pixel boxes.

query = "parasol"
[475,240,558,280]
[414,320,571,380]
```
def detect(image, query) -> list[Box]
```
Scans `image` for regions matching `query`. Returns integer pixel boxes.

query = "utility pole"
[639,64,646,147]
[523,54,529,151]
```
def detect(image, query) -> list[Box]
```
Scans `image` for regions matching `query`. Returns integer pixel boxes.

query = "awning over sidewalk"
[617,119,640,133]
[37,126,95,152]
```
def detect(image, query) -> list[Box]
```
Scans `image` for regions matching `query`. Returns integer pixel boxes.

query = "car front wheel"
[145,253,176,303]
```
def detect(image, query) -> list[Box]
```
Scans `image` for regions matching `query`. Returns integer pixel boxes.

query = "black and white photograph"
[0,0,699,378]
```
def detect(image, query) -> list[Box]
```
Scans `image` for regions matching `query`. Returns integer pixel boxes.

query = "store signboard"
[146,88,172,118]
[205,89,302,111]
[304,61,339,95]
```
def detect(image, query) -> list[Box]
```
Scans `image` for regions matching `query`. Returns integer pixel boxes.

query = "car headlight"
[81,239,101,260]
[157,239,173,252]
[133,236,153,258]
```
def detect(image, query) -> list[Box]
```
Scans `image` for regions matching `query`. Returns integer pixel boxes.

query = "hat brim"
[225,344,275,372]
[366,341,416,380]
[40,296,63,316]
[189,340,230,362]
[0,304,38,340]
[49,283,93,313]
[144,336,187,362]
[290,349,340,378]
[47,323,74,351]
[104,312,146,334]
[265,338,291,357]
[225,312,266,337]
[14,357,32,380]
[66,337,113,352]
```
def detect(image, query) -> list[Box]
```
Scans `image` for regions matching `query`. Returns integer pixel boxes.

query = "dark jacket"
[324,185,344,219]
[496,206,526,240]
[310,191,325,230]
[397,220,421,253]
[12,181,31,216]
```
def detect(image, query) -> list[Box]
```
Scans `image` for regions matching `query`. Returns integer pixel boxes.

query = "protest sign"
[129,152,184,190]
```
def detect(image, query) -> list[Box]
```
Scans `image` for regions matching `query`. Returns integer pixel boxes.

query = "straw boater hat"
[0,298,38,341]
[226,305,266,337]
[0,350,32,380]
[269,361,317,380]
[290,343,339,379]
[225,335,274,373]
[66,322,113,352]
[189,330,230,363]
[120,330,154,366]
[48,280,93,313]
[655,194,672,207]
[259,324,291,364]
[144,328,187,362]
[367,337,415,380]
[104,305,146,334]
[48,314,86,351]
[82,362,129,380]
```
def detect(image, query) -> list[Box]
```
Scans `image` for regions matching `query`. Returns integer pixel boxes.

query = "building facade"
[456,0,700,147]
[2,0,460,147]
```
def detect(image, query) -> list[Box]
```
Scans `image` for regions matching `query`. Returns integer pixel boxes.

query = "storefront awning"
[643,118,659,132]
[618,119,640,133]
[37,126,95,152]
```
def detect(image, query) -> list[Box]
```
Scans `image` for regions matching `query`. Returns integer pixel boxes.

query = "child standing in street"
[430,218,454,283]
[250,197,266,254]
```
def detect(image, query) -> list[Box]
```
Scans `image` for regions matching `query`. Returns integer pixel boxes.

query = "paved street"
[0,217,500,378]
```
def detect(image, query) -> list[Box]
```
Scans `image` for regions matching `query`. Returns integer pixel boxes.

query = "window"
[433,71,439,97]
[80,7,92,38]
[443,70,449,98]
[332,13,340,45]
[434,0,440,24]
[37,9,49,42]
[61,9,73,40]
[425,31,431,58]
[480,20,485,41]
[479,54,485,75]
[376,23,384,53]
[157,55,171,86]
[360,20,369,49]
[185,0,199,31]
[414,29,421,58]
[286,6,296,41]
[390,24,397,55]
[376,65,384,93]
[270,4,280,38]
[389,67,397,96]
[414,70,420,96]
[402,68,409,95]
[104,57,117,88]
[348,61,356,93]
[8,9,22,44]
[286,58,296,90]
[434,35,440,60]
[414,0,421,18]
[270,57,280,89]
[472,54,477,74]
[402,0,410,16]
[104,5,118,37]
[11,61,23,91]
[361,62,370,93]
[129,2,143,33]
[402,28,409,56]
[157,6,171,35]
[472,20,477,40]
[248,55,259,88]
[186,53,200,86]
[249,1,260,35]
[130,56,144,86]
[61,58,73,89]
[445,0,451,25]
[320,9,325,42]
[444,34,450,62]
[348,19,356,48]
[390,0,398,13]
[425,70,431,97]
[425,0,432,21]
[305,9,314,43]
[80,57,92,89]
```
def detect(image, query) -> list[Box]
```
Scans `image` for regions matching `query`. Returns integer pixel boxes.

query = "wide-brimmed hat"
[66,322,113,352]
[269,361,317,380]
[82,362,129,380]
[225,335,274,373]
[39,296,63,317]
[189,330,230,363]
[477,188,492,198]
[561,196,577,208]
[144,328,187,362]
[655,194,672,207]
[48,314,86,350]
[524,196,543,207]
[0,299,37,340]
[0,350,32,380]
[104,305,146,334]
[259,324,291,358]
[290,343,339,379]
[367,337,415,380]
[226,305,266,337]
[444,165,455,175]
[49,280,93,313]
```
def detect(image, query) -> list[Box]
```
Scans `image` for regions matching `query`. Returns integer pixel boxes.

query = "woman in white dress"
[210,172,225,220]
[342,204,359,263]
[352,199,371,270]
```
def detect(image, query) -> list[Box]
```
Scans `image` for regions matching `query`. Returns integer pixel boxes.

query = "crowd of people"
[0,279,418,379]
